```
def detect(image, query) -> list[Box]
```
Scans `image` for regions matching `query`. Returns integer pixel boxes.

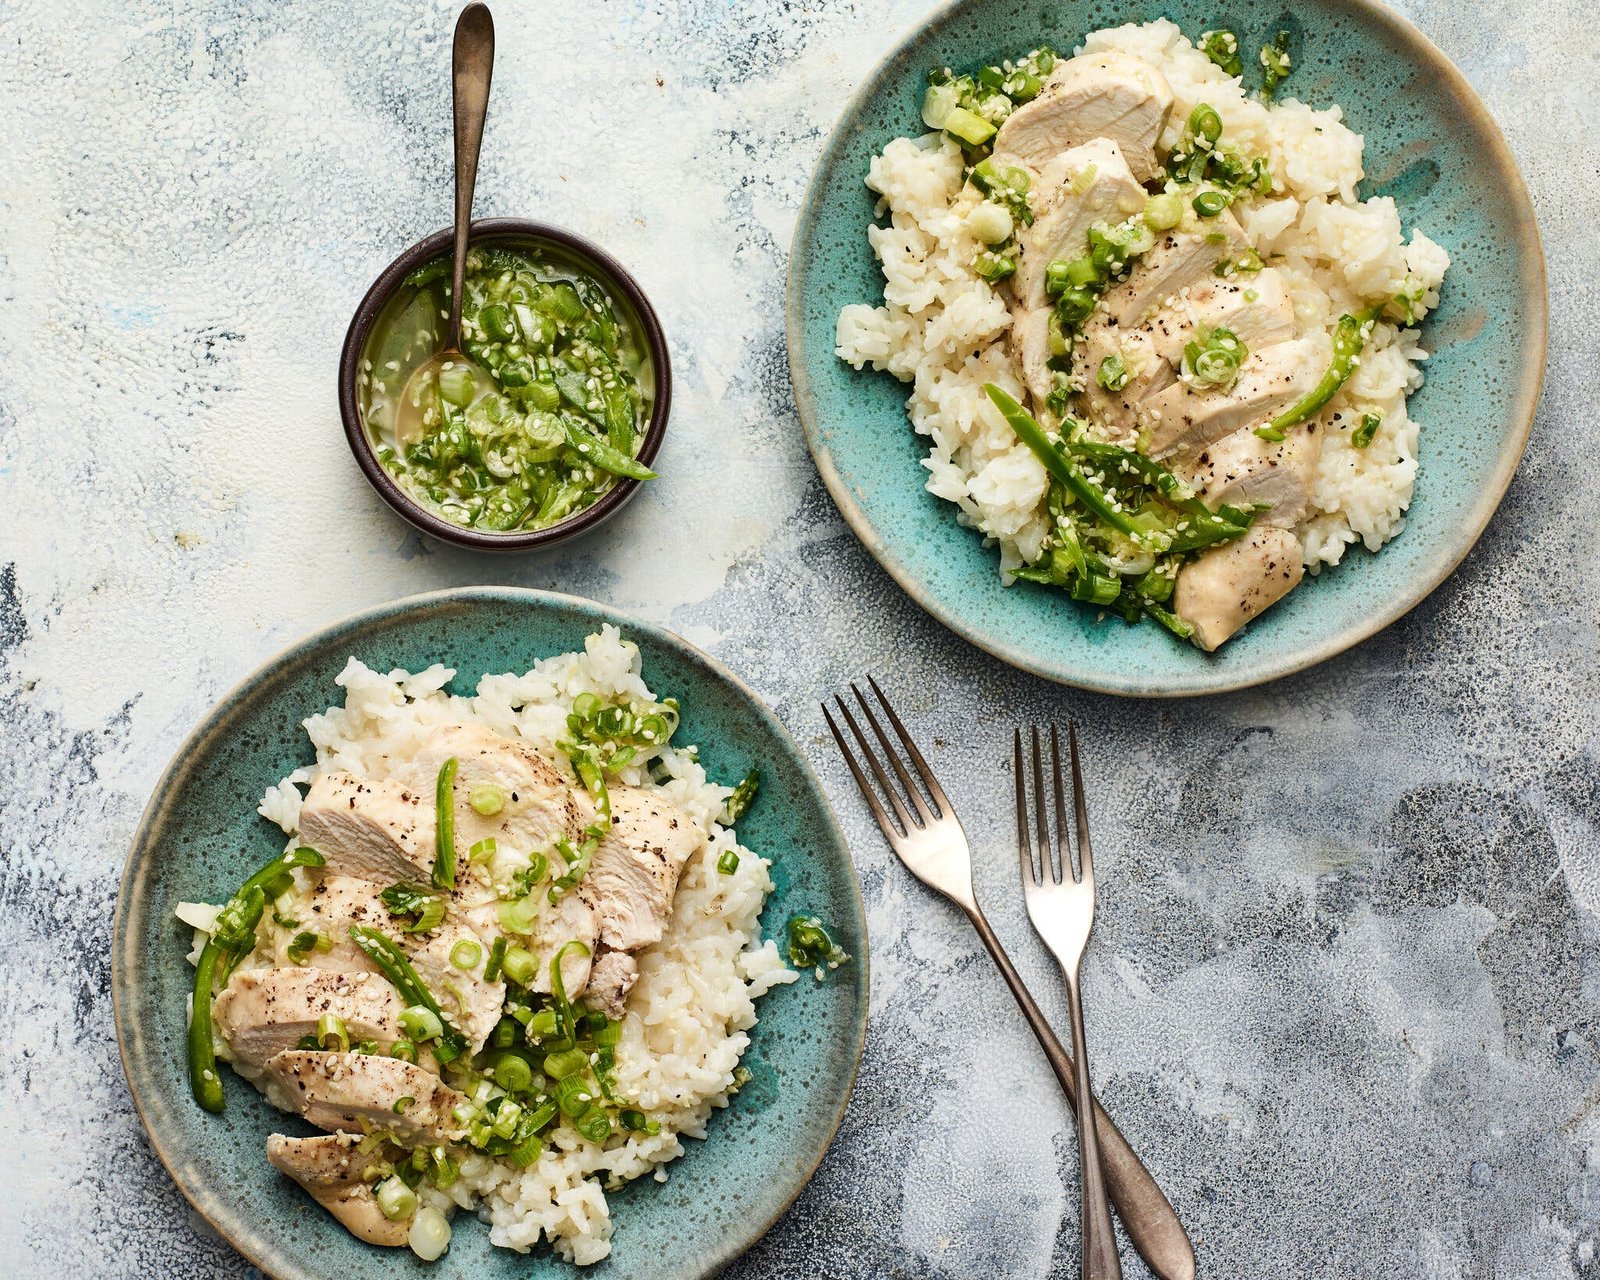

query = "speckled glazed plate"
[788,0,1546,696]
[111,588,868,1280]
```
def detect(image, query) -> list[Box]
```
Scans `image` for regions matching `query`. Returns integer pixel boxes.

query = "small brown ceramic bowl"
[338,218,671,552]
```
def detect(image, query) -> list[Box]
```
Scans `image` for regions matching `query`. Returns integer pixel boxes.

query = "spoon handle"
[449,3,496,349]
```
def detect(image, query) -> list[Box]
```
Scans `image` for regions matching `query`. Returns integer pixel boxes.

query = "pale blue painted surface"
[0,1,1596,1276]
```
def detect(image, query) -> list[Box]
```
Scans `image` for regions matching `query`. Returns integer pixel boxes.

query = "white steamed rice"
[205,625,795,1265]
[836,18,1450,576]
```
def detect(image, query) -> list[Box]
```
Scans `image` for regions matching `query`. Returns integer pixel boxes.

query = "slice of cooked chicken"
[1142,337,1325,457]
[261,1050,469,1145]
[297,773,435,885]
[278,874,506,1052]
[584,950,639,1021]
[994,51,1174,182]
[1080,270,1299,437]
[266,1133,408,1248]
[214,967,407,1069]
[522,887,599,998]
[1014,139,1146,311]
[1009,306,1057,408]
[579,786,705,953]
[1074,317,1170,439]
[1182,420,1325,527]
[1140,269,1297,368]
[1173,527,1304,651]
[1099,211,1251,329]
[385,722,592,861]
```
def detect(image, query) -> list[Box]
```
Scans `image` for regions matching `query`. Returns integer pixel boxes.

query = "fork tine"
[865,676,949,816]
[1050,723,1076,883]
[821,701,906,845]
[850,683,934,825]
[833,695,918,833]
[1068,722,1094,884]
[1030,725,1056,884]
[1014,728,1038,885]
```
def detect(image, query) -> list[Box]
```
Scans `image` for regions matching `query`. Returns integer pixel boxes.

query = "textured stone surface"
[0,1,1595,1276]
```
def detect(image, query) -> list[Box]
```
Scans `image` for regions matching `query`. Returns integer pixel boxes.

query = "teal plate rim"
[787,0,1549,697]
[111,586,870,1280]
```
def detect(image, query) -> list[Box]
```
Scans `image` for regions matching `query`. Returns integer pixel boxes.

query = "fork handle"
[1065,969,1122,1280]
[966,906,1196,1280]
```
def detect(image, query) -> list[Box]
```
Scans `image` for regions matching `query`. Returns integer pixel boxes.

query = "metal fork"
[823,680,1195,1280]
[1018,723,1119,1280]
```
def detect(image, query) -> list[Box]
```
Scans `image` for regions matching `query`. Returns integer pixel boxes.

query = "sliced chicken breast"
[1014,139,1145,311]
[297,772,435,885]
[1183,420,1324,527]
[214,967,407,1069]
[522,887,599,999]
[1142,337,1325,457]
[385,722,592,861]
[266,1133,408,1248]
[995,51,1174,182]
[279,874,505,1052]
[1079,269,1299,437]
[1009,306,1057,408]
[584,950,639,1021]
[1075,317,1171,439]
[579,787,705,952]
[261,1050,469,1145]
[1173,527,1304,651]
[1140,269,1297,368]
[1100,211,1251,329]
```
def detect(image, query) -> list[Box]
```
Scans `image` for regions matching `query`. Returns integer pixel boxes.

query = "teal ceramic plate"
[789,0,1546,696]
[112,588,868,1280]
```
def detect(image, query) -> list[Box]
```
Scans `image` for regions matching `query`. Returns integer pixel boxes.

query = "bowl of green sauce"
[339,218,670,551]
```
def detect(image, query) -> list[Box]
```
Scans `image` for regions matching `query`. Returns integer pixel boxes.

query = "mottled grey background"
[0,0,1594,1276]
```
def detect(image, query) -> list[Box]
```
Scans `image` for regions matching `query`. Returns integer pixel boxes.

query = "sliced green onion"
[398,1005,444,1043]
[484,936,508,984]
[717,849,741,875]
[408,1205,451,1262]
[620,1108,660,1135]
[450,939,483,970]
[542,1047,589,1079]
[1189,103,1223,143]
[1200,29,1243,77]
[432,757,459,891]
[1096,354,1131,392]
[468,837,497,864]
[1143,193,1183,231]
[437,363,475,408]
[498,894,542,934]
[1192,190,1230,218]
[575,1107,612,1144]
[552,1074,594,1117]
[491,1052,534,1093]
[286,931,329,964]
[390,1038,419,1063]
[1351,413,1382,448]
[942,106,996,147]
[316,1014,349,1053]
[525,1008,560,1041]
[393,1095,415,1114]
[468,782,506,816]
[375,1176,418,1222]
[723,767,760,825]
[501,944,538,988]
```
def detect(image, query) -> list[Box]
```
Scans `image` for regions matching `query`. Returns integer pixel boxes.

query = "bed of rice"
[246,625,796,1265]
[835,18,1450,576]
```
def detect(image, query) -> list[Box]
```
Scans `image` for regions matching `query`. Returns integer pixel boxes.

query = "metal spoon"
[395,2,496,446]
